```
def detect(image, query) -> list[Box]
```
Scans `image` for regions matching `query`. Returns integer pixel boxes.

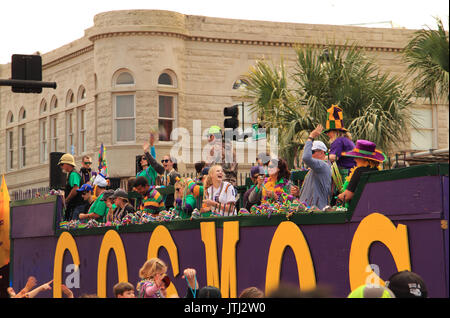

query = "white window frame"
[6,129,14,171]
[78,107,87,154]
[40,118,48,163]
[66,111,76,154]
[113,93,136,143]
[157,94,177,142]
[50,115,58,152]
[19,124,26,168]
[410,106,436,150]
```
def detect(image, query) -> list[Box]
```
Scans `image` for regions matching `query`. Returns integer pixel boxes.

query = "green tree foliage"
[403,17,449,103]
[244,43,414,168]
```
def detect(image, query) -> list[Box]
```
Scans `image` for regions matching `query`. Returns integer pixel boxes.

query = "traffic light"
[223,104,239,129]
[11,54,42,93]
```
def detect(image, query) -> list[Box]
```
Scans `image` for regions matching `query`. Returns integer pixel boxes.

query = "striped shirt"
[140,188,164,214]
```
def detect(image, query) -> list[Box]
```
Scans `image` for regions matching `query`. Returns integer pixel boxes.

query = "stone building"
[0,10,448,194]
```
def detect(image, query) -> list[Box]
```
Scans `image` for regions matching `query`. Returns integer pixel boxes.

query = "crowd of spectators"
[56,105,387,228]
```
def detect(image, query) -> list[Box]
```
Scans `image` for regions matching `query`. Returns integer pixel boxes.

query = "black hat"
[386,270,428,298]
[111,188,128,200]
[100,189,115,201]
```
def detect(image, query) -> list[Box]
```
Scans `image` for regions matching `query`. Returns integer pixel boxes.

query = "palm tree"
[243,43,414,168]
[403,17,449,103]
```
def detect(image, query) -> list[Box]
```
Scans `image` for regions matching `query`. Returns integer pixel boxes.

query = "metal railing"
[12,186,50,201]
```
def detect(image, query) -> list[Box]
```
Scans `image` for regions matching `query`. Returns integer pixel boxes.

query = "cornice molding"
[43,31,403,69]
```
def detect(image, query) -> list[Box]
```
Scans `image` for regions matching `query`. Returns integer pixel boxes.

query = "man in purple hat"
[337,140,386,203]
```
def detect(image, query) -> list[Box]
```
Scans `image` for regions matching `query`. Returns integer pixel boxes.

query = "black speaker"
[49,152,66,190]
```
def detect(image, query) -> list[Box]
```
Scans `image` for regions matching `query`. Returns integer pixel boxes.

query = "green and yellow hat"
[324,104,348,133]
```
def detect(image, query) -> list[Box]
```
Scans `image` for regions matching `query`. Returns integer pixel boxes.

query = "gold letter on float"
[200,221,240,298]
[200,222,220,288]
[220,221,239,298]
[97,230,128,298]
[265,221,316,294]
[349,213,411,292]
[53,232,80,298]
[147,225,180,298]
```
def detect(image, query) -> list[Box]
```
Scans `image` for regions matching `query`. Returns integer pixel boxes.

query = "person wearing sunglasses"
[80,155,94,186]
[142,141,180,209]
[73,183,95,220]
[298,124,332,210]
[138,134,159,188]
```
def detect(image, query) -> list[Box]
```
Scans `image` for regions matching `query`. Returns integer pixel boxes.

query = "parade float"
[7,163,449,298]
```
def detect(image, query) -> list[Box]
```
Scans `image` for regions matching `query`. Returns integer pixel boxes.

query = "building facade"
[0,10,448,193]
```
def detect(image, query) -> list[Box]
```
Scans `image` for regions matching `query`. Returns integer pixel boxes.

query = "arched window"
[19,107,26,121]
[116,72,134,85]
[113,70,136,143]
[40,99,47,114]
[51,95,58,109]
[158,70,177,87]
[158,73,173,85]
[6,111,14,125]
[78,86,86,102]
[66,90,75,106]
[157,70,178,141]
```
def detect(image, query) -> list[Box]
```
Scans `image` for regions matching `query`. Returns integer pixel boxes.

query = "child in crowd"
[113,282,136,298]
[201,165,237,217]
[136,258,168,298]
[173,178,198,219]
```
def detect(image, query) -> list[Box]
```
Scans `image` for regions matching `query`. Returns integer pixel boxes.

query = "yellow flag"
[0,174,11,268]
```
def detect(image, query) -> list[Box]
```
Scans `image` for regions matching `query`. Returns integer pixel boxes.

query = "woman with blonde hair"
[201,165,237,217]
[174,178,199,219]
[136,258,168,298]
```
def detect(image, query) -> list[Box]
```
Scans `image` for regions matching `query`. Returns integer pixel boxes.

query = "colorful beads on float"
[59,201,348,230]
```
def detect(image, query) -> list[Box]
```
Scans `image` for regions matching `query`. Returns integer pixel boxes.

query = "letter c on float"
[53,231,80,298]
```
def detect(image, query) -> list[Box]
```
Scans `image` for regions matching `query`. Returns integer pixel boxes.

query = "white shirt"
[206,181,237,216]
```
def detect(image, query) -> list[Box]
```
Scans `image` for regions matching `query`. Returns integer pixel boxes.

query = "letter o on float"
[97,230,129,298]
[265,221,317,294]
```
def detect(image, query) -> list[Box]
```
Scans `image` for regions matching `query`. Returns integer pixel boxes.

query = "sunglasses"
[161,159,170,163]
[175,188,181,192]
[81,191,89,195]
[84,162,92,165]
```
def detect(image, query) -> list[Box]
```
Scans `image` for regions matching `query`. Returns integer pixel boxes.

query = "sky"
[0,0,448,64]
